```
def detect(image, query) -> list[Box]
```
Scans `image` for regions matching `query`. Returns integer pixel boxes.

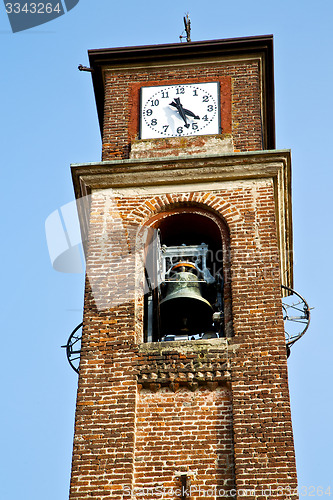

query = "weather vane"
[180,13,191,42]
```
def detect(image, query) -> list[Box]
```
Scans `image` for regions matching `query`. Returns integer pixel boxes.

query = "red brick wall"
[134,386,235,499]
[69,178,298,499]
[102,61,262,160]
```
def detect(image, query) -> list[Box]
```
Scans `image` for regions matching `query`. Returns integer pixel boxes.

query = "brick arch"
[135,199,234,339]
[128,191,242,230]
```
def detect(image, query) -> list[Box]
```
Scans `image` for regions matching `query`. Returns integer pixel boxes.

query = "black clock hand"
[170,98,190,128]
[170,99,200,121]
[183,107,200,120]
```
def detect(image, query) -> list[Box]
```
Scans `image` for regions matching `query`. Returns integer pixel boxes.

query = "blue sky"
[1,0,332,498]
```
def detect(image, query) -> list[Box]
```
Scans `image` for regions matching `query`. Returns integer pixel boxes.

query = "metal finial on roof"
[179,13,191,43]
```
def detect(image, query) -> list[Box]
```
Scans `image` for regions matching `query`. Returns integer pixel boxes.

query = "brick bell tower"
[69,36,298,499]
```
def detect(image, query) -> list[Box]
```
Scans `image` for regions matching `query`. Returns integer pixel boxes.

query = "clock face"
[140,82,220,139]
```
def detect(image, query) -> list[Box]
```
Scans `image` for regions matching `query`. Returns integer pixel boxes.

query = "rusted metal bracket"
[78,64,94,73]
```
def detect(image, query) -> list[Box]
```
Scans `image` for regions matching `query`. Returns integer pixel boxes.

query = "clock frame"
[140,82,221,140]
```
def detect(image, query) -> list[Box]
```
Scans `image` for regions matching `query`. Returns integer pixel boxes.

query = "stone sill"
[130,134,234,159]
[138,338,235,354]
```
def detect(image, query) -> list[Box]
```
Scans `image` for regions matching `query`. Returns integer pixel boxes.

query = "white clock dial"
[140,82,220,139]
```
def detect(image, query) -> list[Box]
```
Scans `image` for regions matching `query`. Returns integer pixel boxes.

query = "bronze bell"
[160,262,213,336]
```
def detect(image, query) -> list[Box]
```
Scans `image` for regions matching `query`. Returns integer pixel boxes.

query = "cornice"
[71,149,290,193]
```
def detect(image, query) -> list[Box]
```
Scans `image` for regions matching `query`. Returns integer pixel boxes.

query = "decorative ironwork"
[62,322,82,374]
[161,243,215,284]
[282,285,310,354]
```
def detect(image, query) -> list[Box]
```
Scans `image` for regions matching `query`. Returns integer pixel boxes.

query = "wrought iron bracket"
[282,284,311,354]
[62,322,83,374]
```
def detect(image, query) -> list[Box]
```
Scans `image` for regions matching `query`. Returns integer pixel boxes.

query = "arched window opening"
[143,209,231,343]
